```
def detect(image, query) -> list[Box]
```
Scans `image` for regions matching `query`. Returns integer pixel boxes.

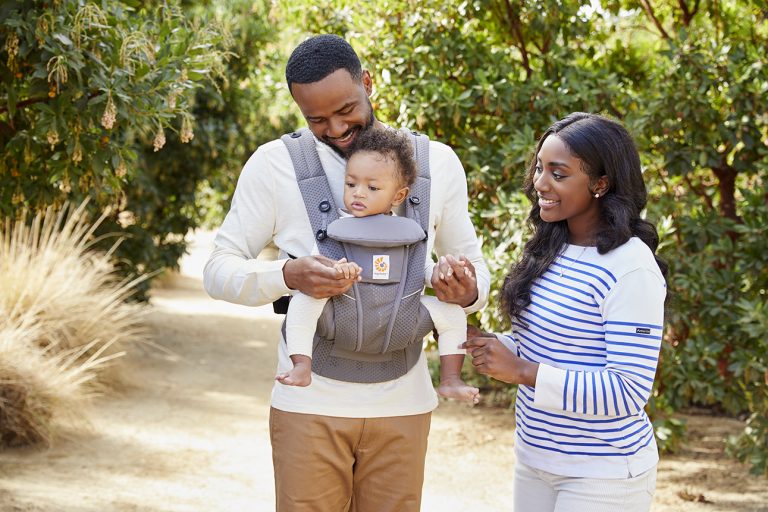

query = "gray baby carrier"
[280,128,435,383]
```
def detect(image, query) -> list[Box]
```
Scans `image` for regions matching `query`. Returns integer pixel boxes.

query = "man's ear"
[391,186,410,206]
[362,70,373,96]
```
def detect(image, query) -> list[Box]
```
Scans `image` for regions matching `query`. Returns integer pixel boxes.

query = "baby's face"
[343,151,409,218]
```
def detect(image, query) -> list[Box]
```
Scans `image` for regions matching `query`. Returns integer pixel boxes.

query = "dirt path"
[1,232,766,512]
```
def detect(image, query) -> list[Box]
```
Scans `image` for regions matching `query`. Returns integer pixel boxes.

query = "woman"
[464,112,667,511]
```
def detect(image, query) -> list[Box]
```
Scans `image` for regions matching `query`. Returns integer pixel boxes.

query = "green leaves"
[0,0,235,297]
[1,1,231,211]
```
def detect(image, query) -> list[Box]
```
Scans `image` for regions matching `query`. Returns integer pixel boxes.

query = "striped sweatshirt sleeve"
[533,267,666,417]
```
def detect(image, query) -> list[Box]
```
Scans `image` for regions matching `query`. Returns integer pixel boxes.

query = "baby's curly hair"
[347,129,417,186]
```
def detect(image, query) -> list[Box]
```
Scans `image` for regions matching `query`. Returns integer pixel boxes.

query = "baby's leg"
[438,353,480,404]
[276,354,312,387]
[280,293,327,387]
[421,296,479,404]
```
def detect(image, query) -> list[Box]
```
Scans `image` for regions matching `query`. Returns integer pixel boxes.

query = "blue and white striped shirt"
[507,237,666,479]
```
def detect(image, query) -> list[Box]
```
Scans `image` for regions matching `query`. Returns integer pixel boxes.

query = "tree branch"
[678,0,700,25]
[711,163,740,222]
[0,90,103,116]
[603,98,624,120]
[502,0,532,81]
[0,96,50,114]
[639,0,672,40]
[678,0,691,24]
[683,172,715,212]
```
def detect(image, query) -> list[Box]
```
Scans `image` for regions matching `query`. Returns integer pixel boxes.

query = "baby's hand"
[437,254,472,280]
[334,260,362,280]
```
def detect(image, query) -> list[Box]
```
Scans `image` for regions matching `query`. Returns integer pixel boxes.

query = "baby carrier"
[279,128,435,383]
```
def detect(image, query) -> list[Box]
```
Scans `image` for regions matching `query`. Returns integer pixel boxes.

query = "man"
[203,34,489,511]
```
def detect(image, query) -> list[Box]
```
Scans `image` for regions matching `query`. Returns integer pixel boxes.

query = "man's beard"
[321,99,376,158]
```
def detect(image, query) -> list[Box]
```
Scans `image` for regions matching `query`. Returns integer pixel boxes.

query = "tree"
[107,0,299,280]
[0,0,230,287]
[611,0,768,474]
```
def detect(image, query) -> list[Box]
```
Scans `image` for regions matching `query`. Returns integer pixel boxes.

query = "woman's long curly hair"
[500,112,668,323]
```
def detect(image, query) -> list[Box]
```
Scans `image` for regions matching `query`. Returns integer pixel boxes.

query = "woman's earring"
[594,193,600,198]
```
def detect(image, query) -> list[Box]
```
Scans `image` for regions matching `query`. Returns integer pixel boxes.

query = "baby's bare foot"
[276,362,312,387]
[438,379,480,404]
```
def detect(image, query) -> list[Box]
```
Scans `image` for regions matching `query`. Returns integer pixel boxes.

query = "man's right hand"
[283,255,359,299]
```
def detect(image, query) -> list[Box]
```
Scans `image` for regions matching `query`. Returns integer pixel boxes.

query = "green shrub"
[0,1,231,293]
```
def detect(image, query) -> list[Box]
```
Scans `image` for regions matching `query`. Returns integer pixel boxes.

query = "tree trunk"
[710,164,739,378]
[711,164,739,222]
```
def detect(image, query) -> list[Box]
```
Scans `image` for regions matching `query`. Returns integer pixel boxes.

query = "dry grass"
[0,314,109,447]
[0,202,147,448]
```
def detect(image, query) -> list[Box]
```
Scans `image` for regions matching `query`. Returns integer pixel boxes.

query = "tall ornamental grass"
[0,203,146,448]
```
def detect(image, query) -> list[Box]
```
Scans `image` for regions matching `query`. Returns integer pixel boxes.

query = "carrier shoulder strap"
[280,129,345,261]
[403,128,431,233]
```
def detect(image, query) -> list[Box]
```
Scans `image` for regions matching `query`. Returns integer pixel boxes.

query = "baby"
[277,128,479,404]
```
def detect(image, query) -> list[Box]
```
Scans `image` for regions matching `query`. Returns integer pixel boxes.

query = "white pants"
[513,461,657,512]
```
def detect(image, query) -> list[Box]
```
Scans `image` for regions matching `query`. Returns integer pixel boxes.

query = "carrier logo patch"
[372,255,390,280]
[636,327,651,335]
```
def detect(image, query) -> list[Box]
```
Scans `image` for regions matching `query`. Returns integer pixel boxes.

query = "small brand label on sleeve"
[372,255,390,280]
[636,327,651,335]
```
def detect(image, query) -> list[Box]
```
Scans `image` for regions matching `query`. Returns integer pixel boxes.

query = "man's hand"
[431,254,478,308]
[283,255,359,299]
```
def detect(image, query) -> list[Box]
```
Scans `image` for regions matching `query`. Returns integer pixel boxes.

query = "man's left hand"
[431,254,478,308]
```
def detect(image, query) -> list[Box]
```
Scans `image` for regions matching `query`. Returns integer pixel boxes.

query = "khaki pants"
[269,407,431,512]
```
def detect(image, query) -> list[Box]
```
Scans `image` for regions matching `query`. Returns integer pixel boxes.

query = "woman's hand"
[462,329,539,387]
[466,324,493,339]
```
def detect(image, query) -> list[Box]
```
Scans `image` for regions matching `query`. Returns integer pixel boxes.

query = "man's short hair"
[348,129,417,187]
[286,34,363,92]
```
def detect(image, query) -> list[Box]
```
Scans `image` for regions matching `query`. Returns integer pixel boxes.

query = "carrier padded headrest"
[327,214,426,248]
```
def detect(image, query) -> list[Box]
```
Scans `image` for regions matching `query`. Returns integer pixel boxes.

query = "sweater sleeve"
[533,267,666,417]
[203,146,292,307]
